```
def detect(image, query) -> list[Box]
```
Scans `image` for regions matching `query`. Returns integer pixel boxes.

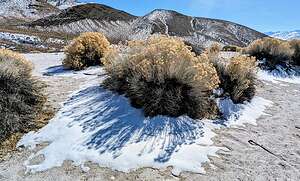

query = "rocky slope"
[25,3,266,52]
[0,0,79,23]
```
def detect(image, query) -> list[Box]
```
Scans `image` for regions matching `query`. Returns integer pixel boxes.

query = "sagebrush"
[0,49,46,142]
[0,49,33,76]
[289,40,300,66]
[245,37,293,69]
[103,35,220,119]
[206,44,257,103]
[226,56,257,103]
[63,32,110,70]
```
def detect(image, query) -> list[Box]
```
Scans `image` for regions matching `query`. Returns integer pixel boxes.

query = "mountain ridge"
[266,30,300,40]
[23,3,266,52]
[0,0,79,22]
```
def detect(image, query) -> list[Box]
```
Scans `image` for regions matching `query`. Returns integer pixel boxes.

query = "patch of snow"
[23,53,102,78]
[23,53,65,76]
[0,32,41,45]
[0,32,65,49]
[217,97,272,126]
[18,65,272,174]
[46,38,66,44]
[48,0,81,10]
[143,9,173,35]
[145,9,173,22]
[257,66,300,84]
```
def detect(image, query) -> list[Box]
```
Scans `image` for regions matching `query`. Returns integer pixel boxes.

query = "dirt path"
[0,53,299,181]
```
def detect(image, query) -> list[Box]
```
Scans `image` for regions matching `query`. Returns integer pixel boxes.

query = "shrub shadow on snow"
[213,98,241,126]
[56,85,267,163]
[258,66,300,84]
[18,81,272,173]
[64,86,206,163]
[43,65,102,77]
[43,65,70,76]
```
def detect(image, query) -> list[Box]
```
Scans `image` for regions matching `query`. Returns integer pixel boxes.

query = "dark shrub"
[0,49,46,142]
[222,45,241,52]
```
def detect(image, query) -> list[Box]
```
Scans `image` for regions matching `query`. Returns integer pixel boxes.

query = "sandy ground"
[0,53,300,181]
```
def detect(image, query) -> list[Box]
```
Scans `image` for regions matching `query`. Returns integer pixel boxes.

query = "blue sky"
[80,0,299,32]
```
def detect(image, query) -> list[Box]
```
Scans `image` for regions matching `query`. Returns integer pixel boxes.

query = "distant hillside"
[29,3,136,26]
[0,2,267,52]
[23,3,266,52]
[266,30,300,40]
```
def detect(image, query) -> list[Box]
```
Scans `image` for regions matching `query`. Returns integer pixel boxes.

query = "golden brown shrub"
[245,37,293,69]
[207,43,221,55]
[227,56,257,103]
[63,32,110,70]
[0,49,46,142]
[103,35,220,119]
[289,40,300,66]
[0,49,33,76]
[204,43,222,64]
[211,55,257,103]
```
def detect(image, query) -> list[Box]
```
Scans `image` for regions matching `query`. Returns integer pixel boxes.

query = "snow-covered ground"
[17,53,274,175]
[0,32,42,45]
[18,73,272,174]
[0,32,65,48]
[257,66,300,84]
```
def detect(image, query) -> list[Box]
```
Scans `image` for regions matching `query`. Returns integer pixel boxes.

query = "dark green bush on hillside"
[222,45,241,52]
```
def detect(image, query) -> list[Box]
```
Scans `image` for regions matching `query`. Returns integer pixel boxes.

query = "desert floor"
[0,53,299,181]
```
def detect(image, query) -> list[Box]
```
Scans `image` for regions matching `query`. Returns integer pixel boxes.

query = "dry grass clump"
[245,37,293,69]
[0,49,33,76]
[212,55,257,103]
[103,35,220,119]
[0,49,46,142]
[289,40,300,66]
[63,32,110,70]
[208,43,222,55]
[205,43,222,62]
[226,56,257,103]
[205,43,257,103]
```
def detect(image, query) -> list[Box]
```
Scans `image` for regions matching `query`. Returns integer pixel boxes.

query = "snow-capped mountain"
[0,0,79,21]
[26,4,266,53]
[47,0,80,9]
[266,30,300,40]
